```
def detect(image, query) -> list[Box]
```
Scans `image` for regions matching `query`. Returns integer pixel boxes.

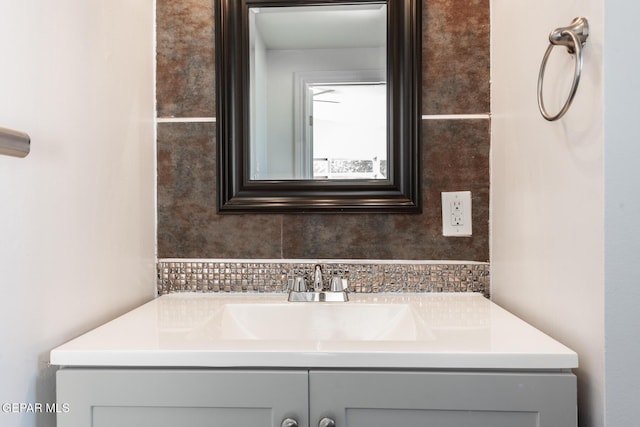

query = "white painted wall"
[491,1,604,426]
[603,2,640,426]
[0,1,156,426]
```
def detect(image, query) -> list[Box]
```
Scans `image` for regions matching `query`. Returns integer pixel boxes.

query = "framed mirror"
[215,0,421,213]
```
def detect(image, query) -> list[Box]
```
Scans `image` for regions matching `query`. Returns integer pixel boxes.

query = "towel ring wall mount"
[0,126,30,158]
[537,17,589,121]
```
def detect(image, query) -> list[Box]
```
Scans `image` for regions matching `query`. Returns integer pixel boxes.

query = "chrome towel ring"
[537,17,589,121]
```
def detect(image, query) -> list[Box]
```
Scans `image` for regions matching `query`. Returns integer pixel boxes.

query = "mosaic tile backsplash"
[158,260,490,297]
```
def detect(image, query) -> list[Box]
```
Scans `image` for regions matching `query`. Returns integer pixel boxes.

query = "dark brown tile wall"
[156,0,490,262]
[423,0,490,114]
[157,0,215,117]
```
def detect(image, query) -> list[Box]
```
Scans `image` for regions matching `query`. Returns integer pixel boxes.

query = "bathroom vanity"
[51,293,578,427]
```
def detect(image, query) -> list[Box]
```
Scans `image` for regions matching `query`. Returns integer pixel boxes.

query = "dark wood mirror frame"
[215,0,421,213]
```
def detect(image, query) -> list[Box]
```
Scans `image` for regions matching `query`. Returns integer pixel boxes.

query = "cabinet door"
[309,370,576,427]
[57,369,308,427]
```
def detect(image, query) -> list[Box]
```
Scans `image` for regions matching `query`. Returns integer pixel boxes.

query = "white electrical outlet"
[442,191,472,236]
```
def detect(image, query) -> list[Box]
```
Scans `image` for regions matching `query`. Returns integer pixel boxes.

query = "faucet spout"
[313,264,323,292]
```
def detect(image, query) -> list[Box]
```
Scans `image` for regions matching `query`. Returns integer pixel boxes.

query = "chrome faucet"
[313,264,324,292]
[287,264,349,302]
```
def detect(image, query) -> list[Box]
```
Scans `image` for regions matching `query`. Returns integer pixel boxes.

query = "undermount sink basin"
[219,303,417,341]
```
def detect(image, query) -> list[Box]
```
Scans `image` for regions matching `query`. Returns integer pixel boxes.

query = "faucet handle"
[293,277,308,292]
[329,277,346,292]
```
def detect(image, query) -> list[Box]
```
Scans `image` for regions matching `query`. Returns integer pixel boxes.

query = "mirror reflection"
[248,4,387,180]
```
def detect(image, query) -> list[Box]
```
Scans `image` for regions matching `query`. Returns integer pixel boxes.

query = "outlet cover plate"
[441,191,472,236]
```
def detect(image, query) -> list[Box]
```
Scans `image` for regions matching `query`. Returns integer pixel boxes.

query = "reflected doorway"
[309,82,387,179]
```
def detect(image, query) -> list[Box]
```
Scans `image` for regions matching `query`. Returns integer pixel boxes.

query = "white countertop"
[50,293,578,370]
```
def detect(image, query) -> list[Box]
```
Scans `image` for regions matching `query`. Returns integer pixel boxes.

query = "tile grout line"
[155,115,490,123]
[422,114,490,120]
[157,117,216,123]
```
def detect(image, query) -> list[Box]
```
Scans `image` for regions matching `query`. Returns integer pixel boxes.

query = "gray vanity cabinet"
[56,369,309,427]
[57,369,576,427]
[310,370,577,427]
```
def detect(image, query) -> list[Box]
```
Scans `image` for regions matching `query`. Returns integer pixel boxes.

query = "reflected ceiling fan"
[312,88,340,103]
